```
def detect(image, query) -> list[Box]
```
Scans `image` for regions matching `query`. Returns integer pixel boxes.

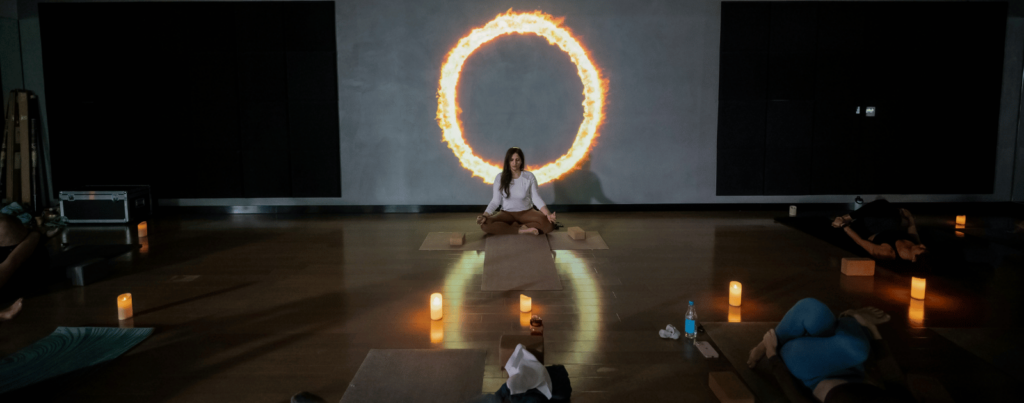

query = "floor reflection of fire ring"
[436,10,606,185]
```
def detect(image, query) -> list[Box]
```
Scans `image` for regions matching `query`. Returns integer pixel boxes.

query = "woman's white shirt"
[485,171,547,215]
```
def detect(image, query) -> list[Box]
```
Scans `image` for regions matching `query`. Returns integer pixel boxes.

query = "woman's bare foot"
[0,298,23,321]
[839,307,890,325]
[747,340,766,368]
[518,226,539,235]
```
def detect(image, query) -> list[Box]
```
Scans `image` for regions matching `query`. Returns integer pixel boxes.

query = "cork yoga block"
[449,232,465,246]
[841,257,875,276]
[708,371,754,403]
[568,227,586,240]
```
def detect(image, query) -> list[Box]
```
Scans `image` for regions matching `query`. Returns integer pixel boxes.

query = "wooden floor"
[1,211,1021,402]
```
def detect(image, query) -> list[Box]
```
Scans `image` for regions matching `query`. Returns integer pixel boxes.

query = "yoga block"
[568,227,585,240]
[708,371,754,403]
[499,335,544,371]
[841,257,875,276]
[449,232,464,246]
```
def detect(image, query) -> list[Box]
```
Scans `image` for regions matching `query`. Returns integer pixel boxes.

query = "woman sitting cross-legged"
[833,200,927,263]
[747,298,915,403]
[476,147,556,236]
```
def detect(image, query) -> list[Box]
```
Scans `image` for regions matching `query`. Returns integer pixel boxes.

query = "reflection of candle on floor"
[520,312,532,328]
[430,293,443,320]
[911,277,926,300]
[728,306,741,323]
[430,320,444,343]
[955,215,966,229]
[909,298,924,327]
[140,237,149,254]
[520,294,532,312]
[117,293,133,320]
[729,281,742,307]
[955,231,964,238]
[138,221,148,237]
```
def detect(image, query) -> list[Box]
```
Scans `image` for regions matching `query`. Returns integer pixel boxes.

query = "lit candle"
[520,294,532,312]
[910,277,926,300]
[955,215,966,229]
[430,293,443,320]
[729,281,742,307]
[138,221,148,237]
[728,305,741,323]
[117,293,133,320]
[430,320,444,343]
[908,298,925,327]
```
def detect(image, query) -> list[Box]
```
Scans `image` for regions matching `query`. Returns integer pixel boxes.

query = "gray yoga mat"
[932,327,1024,382]
[482,234,562,291]
[0,326,154,394]
[419,232,487,251]
[703,322,790,403]
[546,231,609,250]
[340,349,487,403]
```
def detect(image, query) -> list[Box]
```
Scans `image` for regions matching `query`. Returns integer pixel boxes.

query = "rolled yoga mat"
[702,322,790,403]
[482,234,562,291]
[340,349,487,403]
[546,231,609,250]
[419,232,487,251]
[0,326,154,395]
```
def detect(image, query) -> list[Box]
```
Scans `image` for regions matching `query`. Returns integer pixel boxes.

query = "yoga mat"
[775,216,987,273]
[932,327,1024,382]
[482,234,562,291]
[419,232,487,251]
[703,322,790,403]
[546,231,609,250]
[0,326,154,394]
[340,349,486,403]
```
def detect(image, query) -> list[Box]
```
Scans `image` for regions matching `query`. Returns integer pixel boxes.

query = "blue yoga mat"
[0,326,154,394]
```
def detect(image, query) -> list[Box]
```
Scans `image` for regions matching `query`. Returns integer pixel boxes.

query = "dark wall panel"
[719,1,1006,196]
[40,1,340,199]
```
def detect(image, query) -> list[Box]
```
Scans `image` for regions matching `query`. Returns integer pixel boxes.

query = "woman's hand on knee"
[546,212,556,223]
[476,214,488,225]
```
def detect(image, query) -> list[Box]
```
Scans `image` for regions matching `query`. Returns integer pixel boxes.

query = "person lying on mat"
[832,200,927,262]
[476,147,557,236]
[747,298,914,403]
[0,214,50,302]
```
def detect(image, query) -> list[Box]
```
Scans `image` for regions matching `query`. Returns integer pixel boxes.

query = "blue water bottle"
[684,301,697,339]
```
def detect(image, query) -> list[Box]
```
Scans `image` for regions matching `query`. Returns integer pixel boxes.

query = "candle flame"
[436,9,607,185]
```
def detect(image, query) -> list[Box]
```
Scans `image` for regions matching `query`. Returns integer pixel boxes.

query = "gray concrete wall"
[14,0,1024,206]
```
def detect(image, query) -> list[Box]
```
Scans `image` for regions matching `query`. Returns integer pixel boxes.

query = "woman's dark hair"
[500,147,525,198]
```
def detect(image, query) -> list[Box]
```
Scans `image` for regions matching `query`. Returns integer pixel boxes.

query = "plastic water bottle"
[684,301,698,339]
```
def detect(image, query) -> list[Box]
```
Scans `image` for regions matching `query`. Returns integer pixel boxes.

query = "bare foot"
[518,226,539,235]
[839,307,890,326]
[0,298,23,321]
[747,340,766,368]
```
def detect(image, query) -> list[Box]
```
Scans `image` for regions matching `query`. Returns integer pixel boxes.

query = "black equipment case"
[58,185,152,224]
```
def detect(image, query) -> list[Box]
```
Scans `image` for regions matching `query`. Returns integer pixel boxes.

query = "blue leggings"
[776,298,871,389]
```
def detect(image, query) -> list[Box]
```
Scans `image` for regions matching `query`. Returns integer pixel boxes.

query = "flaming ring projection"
[436,10,606,185]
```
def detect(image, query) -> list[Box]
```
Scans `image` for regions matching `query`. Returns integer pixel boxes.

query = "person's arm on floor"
[0,232,42,287]
[900,209,922,244]
[842,226,885,257]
